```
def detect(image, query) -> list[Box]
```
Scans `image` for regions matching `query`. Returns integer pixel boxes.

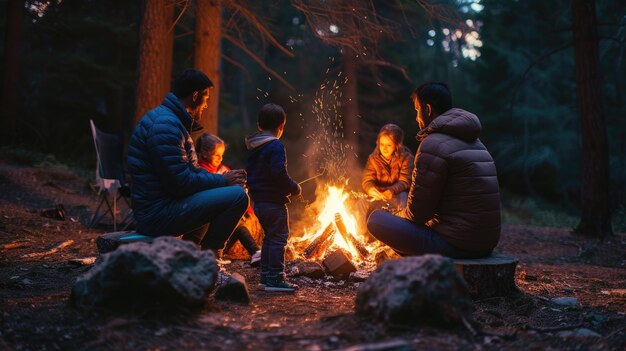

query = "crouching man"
[127,69,249,251]
[367,82,501,258]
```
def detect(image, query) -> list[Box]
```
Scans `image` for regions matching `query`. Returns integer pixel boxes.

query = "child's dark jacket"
[245,131,300,204]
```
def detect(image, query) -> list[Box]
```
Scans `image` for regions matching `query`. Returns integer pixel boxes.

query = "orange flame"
[295,185,378,263]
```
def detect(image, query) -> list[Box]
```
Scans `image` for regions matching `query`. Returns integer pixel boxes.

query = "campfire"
[291,184,379,266]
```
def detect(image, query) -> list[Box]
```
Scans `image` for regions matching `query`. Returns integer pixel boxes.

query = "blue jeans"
[367,209,481,258]
[139,186,249,251]
[254,202,289,274]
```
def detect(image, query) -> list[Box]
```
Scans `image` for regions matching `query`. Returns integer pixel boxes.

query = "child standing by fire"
[362,123,414,209]
[195,133,262,266]
[245,103,301,292]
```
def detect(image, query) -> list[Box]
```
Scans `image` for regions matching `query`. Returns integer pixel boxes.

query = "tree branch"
[226,0,295,57]
[223,33,295,90]
[221,53,253,83]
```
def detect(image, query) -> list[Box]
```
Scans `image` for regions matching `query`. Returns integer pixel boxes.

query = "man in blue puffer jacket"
[127,69,249,252]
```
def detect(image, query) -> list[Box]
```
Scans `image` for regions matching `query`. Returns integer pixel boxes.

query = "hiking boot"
[264,274,298,292]
[250,250,261,267]
[258,271,268,289]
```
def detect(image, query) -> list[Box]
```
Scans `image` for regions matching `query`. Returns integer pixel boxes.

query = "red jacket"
[198,160,254,216]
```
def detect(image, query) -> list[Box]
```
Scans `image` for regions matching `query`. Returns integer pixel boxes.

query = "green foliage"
[466,0,626,209]
[5,0,138,167]
[0,146,47,165]
[501,190,579,228]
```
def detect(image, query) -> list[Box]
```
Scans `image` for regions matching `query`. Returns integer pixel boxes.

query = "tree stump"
[96,231,155,254]
[453,252,519,298]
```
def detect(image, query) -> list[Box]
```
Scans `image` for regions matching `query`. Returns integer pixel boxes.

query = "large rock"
[355,254,472,327]
[72,236,218,308]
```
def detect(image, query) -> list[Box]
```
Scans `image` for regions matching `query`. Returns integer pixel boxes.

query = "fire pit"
[289,184,383,276]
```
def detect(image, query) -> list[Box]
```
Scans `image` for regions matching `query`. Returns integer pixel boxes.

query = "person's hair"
[377,123,404,148]
[195,133,225,161]
[410,82,452,115]
[257,103,286,131]
[172,68,214,99]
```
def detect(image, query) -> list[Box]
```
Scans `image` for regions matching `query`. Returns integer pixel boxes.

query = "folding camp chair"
[89,120,133,231]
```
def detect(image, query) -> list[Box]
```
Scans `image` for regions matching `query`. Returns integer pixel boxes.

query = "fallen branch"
[43,181,76,194]
[21,240,74,258]
[462,317,478,337]
[463,317,516,340]
[68,257,97,266]
[525,323,584,333]
[1,242,29,249]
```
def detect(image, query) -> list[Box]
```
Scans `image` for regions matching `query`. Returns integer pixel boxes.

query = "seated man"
[127,68,249,252]
[367,82,501,258]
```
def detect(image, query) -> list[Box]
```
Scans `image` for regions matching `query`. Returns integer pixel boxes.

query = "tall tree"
[571,0,612,237]
[194,0,222,134]
[0,0,24,142]
[134,0,172,125]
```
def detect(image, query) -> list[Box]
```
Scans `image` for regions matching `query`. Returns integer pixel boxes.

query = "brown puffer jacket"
[362,145,413,195]
[399,108,501,254]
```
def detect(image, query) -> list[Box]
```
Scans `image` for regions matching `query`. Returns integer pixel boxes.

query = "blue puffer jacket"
[245,131,300,204]
[127,93,227,230]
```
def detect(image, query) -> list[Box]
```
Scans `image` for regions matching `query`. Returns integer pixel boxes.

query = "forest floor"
[0,160,625,351]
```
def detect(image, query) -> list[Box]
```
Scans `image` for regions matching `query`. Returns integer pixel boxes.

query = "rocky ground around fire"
[0,161,625,351]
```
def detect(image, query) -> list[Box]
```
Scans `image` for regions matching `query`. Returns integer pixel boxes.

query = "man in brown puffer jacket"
[366,82,501,258]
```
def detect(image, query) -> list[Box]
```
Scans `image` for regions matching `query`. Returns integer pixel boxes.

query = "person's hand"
[223,169,247,187]
[381,190,393,201]
[367,188,385,201]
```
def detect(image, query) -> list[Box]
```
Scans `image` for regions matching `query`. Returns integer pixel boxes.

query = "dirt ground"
[0,161,625,351]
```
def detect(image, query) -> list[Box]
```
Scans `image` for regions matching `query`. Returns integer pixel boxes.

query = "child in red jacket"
[196,133,261,265]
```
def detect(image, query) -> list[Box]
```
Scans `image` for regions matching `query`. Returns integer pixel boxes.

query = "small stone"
[348,271,370,282]
[289,261,325,279]
[558,328,601,338]
[551,297,578,306]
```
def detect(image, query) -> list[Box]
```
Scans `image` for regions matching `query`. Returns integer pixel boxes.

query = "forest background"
[0,0,625,234]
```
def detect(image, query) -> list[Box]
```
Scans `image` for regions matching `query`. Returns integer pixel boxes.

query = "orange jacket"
[362,145,413,195]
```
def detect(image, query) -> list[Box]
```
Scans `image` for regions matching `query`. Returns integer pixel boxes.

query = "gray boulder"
[72,236,218,308]
[355,254,472,327]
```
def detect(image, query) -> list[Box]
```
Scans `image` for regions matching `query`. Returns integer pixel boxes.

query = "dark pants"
[224,224,259,255]
[367,209,486,259]
[139,186,249,251]
[254,202,289,274]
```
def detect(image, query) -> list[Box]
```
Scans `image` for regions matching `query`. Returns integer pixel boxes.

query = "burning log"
[323,249,356,277]
[334,213,369,259]
[303,223,335,259]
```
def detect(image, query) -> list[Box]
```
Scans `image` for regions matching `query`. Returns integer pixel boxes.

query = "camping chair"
[89,119,133,231]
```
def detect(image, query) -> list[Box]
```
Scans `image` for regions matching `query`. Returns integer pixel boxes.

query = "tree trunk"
[134,0,170,126]
[571,0,612,237]
[194,0,222,135]
[160,2,175,102]
[343,47,360,172]
[1,0,23,141]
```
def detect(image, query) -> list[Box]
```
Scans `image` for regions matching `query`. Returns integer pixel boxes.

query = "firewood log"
[303,223,335,258]
[334,213,369,259]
